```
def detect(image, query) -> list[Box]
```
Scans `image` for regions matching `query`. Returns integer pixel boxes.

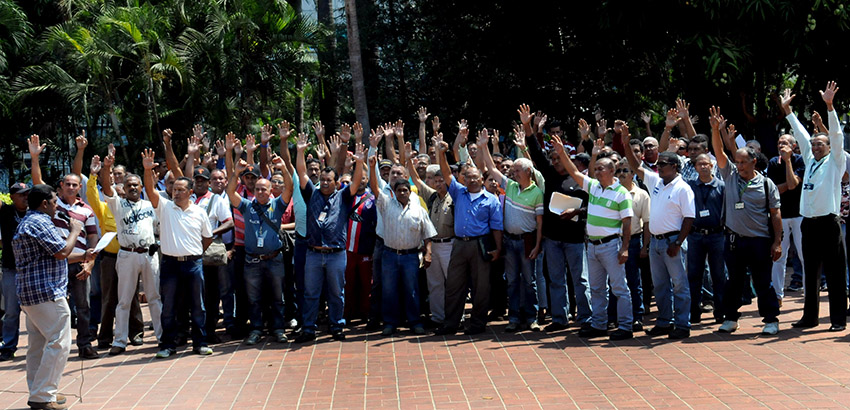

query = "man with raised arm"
[294,132,366,343]
[708,107,783,336]
[782,82,848,332]
[550,133,634,341]
[142,149,214,358]
[766,133,805,303]
[622,120,695,339]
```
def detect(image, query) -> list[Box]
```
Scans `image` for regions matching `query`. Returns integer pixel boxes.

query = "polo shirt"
[55,196,98,252]
[13,211,68,306]
[641,171,695,235]
[155,197,213,256]
[787,110,846,217]
[687,177,724,229]
[86,174,120,253]
[104,193,157,250]
[501,176,544,235]
[419,184,455,239]
[766,154,806,218]
[447,177,503,237]
[193,191,232,232]
[626,184,650,236]
[376,188,437,250]
[718,163,780,238]
[301,180,355,249]
[237,196,287,255]
[578,175,633,239]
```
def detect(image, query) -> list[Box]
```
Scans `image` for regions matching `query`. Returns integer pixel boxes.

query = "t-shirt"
[55,197,98,252]
[766,154,805,219]
[718,163,780,238]
[104,193,158,250]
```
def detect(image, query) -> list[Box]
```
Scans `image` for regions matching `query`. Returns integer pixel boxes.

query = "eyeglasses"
[656,161,674,168]
[271,180,285,185]
[615,168,631,174]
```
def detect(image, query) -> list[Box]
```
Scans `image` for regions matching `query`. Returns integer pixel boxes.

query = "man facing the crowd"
[0,182,30,361]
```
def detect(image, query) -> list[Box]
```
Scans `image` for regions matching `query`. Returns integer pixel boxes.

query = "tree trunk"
[317,0,338,133]
[288,0,305,133]
[345,0,370,135]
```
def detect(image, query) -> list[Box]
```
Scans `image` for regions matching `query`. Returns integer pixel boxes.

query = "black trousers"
[801,214,847,326]
[722,234,779,323]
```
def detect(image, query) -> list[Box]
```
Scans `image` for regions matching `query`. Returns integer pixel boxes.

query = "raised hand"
[352,142,366,163]
[75,131,88,150]
[296,132,309,152]
[457,119,469,145]
[709,106,722,131]
[779,144,793,160]
[369,126,383,148]
[162,129,173,146]
[578,118,591,140]
[368,153,377,168]
[108,143,116,158]
[676,98,690,119]
[244,134,257,153]
[383,123,395,139]
[404,141,413,160]
[491,129,500,145]
[278,120,292,141]
[312,120,325,139]
[537,114,548,131]
[393,120,404,139]
[260,124,273,145]
[316,142,327,161]
[434,133,449,153]
[594,108,603,122]
[813,111,825,131]
[432,116,441,134]
[640,112,651,124]
[103,154,114,169]
[187,135,200,157]
[613,119,626,135]
[665,108,681,128]
[592,138,605,156]
[551,134,566,155]
[328,133,342,155]
[533,110,544,131]
[225,132,237,151]
[726,123,737,138]
[517,104,533,125]
[340,123,351,143]
[596,119,609,138]
[667,137,680,153]
[352,122,363,141]
[820,81,839,107]
[215,139,226,156]
[477,129,489,148]
[235,159,248,175]
[202,152,214,168]
[142,148,158,170]
[90,155,102,175]
[28,134,46,157]
[417,106,429,123]
[513,125,526,151]
[690,115,699,125]
[271,154,285,170]
[779,88,795,116]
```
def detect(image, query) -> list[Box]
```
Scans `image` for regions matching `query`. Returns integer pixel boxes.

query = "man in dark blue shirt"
[686,154,726,324]
[294,132,367,343]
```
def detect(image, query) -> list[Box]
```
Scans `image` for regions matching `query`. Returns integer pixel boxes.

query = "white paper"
[549,192,583,218]
[93,232,117,253]
[735,134,746,149]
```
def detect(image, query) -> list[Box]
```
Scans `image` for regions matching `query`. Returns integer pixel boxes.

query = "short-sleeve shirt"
[104,193,158,250]
[194,191,232,231]
[155,198,213,256]
[301,181,355,249]
[55,197,98,252]
[292,170,308,237]
[501,176,544,235]
[419,183,454,239]
[447,177,503,237]
[718,163,780,238]
[627,184,650,236]
[346,191,378,255]
[376,189,437,250]
[642,171,696,235]
[237,196,287,255]
[578,175,633,239]
[13,211,68,306]
[687,177,725,229]
[766,154,805,218]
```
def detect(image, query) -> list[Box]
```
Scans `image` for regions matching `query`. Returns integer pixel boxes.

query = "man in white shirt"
[143,149,214,358]
[782,82,848,331]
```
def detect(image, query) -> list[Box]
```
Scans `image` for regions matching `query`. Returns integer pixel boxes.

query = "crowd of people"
[2,82,849,409]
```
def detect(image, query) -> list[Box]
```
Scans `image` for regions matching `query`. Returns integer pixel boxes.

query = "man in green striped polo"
[551,135,634,341]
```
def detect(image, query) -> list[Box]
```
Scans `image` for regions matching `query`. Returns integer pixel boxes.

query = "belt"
[587,234,619,245]
[455,235,483,242]
[808,213,838,221]
[246,250,281,262]
[503,232,523,240]
[385,246,420,255]
[692,226,723,235]
[652,231,680,240]
[101,250,117,258]
[309,247,344,254]
[163,254,202,262]
[432,237,453,243]
[120,246,149,254]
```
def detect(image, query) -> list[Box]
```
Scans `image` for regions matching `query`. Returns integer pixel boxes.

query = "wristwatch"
[673,239,683,246]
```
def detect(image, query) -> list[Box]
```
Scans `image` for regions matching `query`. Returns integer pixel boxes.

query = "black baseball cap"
[240,164,261,177]
[193,166,211,180]
[378,159,393,169]
[9,182,31,195]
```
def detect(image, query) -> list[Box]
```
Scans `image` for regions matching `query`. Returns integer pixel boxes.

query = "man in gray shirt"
[709,107,783,336]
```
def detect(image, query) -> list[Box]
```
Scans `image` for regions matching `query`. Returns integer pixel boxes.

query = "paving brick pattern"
[3,293,850,409]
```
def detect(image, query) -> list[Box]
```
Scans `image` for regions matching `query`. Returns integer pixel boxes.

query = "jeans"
[587,240,632,331]
[294,236,308,325]
[1,268,21,353]
[722,234,779,323]
[544,239,591,325]
[610,235,645,323]
[650,236,691,329]
[303,250,346,333]
[772,217,804,298]
[21,298,71,404]
[381,250,422,328]
[159,256,206,349]
[67,263,92,348]
[503,236,539,324]
[535,254,547,310]
[244,254,286,332]
[687,232,726,321]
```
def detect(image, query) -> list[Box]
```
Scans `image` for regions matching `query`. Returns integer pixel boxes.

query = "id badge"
[257,236,265,248]
[734,202,745,210]
[699,210,710,218]
[318,212,327,222]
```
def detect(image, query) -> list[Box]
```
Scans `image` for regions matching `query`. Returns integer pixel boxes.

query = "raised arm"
[407,156,428,194]
[259,124,273,177]
[185,134,200,178]
[278,121,295,174]
[243,133,257,166]
[658,108,680,152]
[709,106,729,170]
[349,143,366,196]
[821,81,845,164]
[641,112,653,137]
[271,154,295,204]
[295,132,310,190]
[328,134,347,177]
[676,98,697,138]
[383,123,398,164]
[453,119,469,164]
[394,120,407,166]
[28,134,46,185]
[162,129,183,178]
[621,124,646,180]
[491,130,501,155]
[353,121,364,146]
[226,158,246,208]
[142,148,161,208]
[435,133,452,187]
[369,155,380,197]
[101,154,115,198]
[550,134,584,188]
[72,131,87,177]
[313,120,326,149]
[418,107,429,153]
[779,89,811,159]
[587,138,606,179]
[477,129,503,182]
[518,104,535,142]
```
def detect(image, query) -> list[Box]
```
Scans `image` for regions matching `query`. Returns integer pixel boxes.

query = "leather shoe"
[829,325,846,332]
[130,334,144,346]
[412,326,426,335]
[463,326,485,335]
[108,346,125,356]
[381,326,395,337]
[645,325,672,336]
[791,320,818,329]
[365,320,382,331]
[78,346,99,359]
[26,401,67,409]
[433,326,457,336]
[331,329,346,341]
[668,328,691,339]
[578,326,608,338]
[294,332,316,343]
[544,322,568,332]
[609,329,633,341]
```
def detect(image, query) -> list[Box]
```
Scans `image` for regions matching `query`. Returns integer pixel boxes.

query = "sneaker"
[78,346,99,359]
[0,350,14,361]
[785,284,803,292]
[504,322,521,333]
[578,326,608,338]
[381,326,395,337]
[286,319,299,329]
[108,346,125,356]
[829,324,846,332]
[609,329,633,341]
[632,320,644,332]
[544,322,569,332]
[717,320,739,333]
[528,321,542,332]
[331,329,346,341]
[294,332,316,343]
[412,326,426,335]
[244,331,262,346]
[130,333,144,346]
[645,325,672,337]
[274,331,289,343]
[194,346,213,355]
[668,328,690,339]
[155,348,176,358]
[762,322,779,335]
[56,394,67,404]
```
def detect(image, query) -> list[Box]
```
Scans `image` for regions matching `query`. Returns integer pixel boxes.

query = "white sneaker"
[762,321,779,335]
[718,320,739,333]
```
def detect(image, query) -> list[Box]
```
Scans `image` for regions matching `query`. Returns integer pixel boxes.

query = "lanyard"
[808,157,827,183]
[737,177,756,199]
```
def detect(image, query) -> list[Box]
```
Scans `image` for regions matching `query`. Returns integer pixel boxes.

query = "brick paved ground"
[3,292,850,409]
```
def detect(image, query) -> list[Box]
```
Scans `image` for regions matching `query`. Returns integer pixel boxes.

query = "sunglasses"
[615,168,631,174]
[656,161,674,168]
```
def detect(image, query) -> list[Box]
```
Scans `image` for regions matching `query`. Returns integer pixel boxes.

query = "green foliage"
[0,192,10,205]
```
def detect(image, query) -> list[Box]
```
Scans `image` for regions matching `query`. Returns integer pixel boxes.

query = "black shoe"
[607,322,618,330]
[714,316,725,325]
[579,322,593,331]
[434,326,457,336]
[578,326,608,338]
[487,311,505,322]
[0,350,14,361]
[175,335,188,347]
[294,332,316,343]
[130,333,144,346]
[700,301,714,313]
[97,341,111,350]
[645,325,672,336]
[609,329,633,341]
[829,325,846,332]
[791,320,818,329]
[381,326,395,337]
[537,309,548,325]
[331,329,346,341]
[668,328,691,339]
[206,334,222,344]
[365,320,382,331]
[544,322,569,332]
[632,321,644,332]
[78,346,100,359]
[464,326,485,335]
[244,331,262,346]
[108,346,125,356]
[785,284,803,292]
[691,314,702,324]
[504,322,521,333]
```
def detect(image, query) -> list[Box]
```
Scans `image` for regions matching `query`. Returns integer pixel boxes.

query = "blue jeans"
[587,240,632,331]
[381,250,421,328]
[159,257,206,349]
[544,239,590,325]
[244,254,286,332]
[504,236,539,324]
[687,232,726,320]
[1,268,21,353]
[610,235,645,322]
[294,236,308,325]
[303,249,346,333]
[650,236,691,328]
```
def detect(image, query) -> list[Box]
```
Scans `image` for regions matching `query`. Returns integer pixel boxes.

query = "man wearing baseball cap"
[0,182,30,361]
